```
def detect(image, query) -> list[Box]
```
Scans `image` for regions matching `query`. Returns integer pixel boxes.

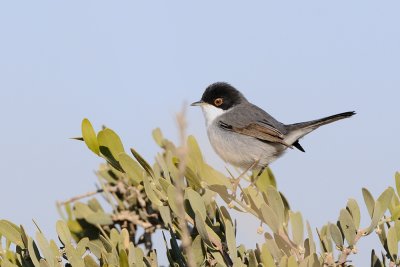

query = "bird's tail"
[288,111,356,131]
[284,111,355,151]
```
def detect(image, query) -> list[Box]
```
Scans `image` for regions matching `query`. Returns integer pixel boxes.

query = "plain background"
[1,1,399,266]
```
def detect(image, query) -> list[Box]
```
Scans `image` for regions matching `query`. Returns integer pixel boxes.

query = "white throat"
[201,104,226,127]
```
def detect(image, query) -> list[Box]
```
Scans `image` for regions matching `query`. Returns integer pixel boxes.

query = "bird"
[191,82,355,193]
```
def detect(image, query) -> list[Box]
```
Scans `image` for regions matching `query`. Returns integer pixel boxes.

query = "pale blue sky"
[1,1,399,265]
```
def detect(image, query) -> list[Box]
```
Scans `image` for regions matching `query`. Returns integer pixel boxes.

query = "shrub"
[0,117,399,267]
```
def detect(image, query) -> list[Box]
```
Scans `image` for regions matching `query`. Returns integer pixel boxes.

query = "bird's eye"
[214,98,224,106]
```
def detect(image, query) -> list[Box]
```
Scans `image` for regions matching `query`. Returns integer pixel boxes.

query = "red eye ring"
[214,98,223,106]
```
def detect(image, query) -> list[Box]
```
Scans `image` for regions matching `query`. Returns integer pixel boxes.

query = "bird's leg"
[231,160,259,198]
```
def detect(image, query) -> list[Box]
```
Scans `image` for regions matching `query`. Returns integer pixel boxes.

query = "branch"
[58,189,104,206]
[337,228,366,266]
[174,105,196,267]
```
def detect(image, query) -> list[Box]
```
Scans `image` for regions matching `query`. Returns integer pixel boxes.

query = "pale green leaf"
[143,175,163,207]
[86,212,113,226]
[0,220,23,247]
[81,118,100,155]
[119,249,129,267]
[260,243,276,266]
[118,152,144,185]
[56,220,72,246]
[387,226,398,261]
[266,186,285,227]
[225,218,237,260]
[328,223,343,248]
[195,211,213,248]
[130,148,154,178]
[288,255,298,267]
[346,198,361,229]
[36,232,55,267]
[339,209,356,246]
[290,211,304,246]
[362,188,375,218]
[97,128,125,170]
[260,203,280,234]
[185,188,207,219]
[367,188,394,234]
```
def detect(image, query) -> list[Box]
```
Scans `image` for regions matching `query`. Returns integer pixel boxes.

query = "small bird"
[191,82,355,187]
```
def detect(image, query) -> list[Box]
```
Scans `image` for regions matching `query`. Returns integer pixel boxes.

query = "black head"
[192,82,246,110]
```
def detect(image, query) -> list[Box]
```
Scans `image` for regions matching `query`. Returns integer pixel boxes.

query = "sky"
[1,1,399,266]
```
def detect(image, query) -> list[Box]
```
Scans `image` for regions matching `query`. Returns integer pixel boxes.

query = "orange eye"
[214,98,223,106]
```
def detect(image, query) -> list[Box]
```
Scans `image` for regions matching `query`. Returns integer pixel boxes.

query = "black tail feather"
[293,140,305,152]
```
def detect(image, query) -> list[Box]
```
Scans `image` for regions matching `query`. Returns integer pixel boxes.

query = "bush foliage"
[1,118,400,267]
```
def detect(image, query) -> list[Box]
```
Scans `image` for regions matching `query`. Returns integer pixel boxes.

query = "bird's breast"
[207,122,285,169]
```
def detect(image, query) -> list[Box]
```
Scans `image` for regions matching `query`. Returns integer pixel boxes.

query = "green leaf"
[260,243,276,266]
[328,223,343,248]
[288,255,298,267]
[192,235,206,266]
[396,221,400,240]
[87,240,104,259]
[82,118,100,155]
[306,221,316,255]
[84,255,100,267]
[76,238,89,256]
[133,247,145,267]
[118,152,144,185]
[152,128,164,147]
[339,209,356,246]
[260,203,280,234]
[65,244,85,267]
[195,211,213,248]
[130,148,154,178]
[367,188,394,234]
[346,198,361,229]
[266,186,285,227]
[28,237,41,267]
[371,249,383,267]
[289,211,304,246]
[97,129,125,171]
[185,188,207,220]
[255,167,277,195]
[264,233,283,261]
[119,249,129,267]
[362,188,375,218]
[56,220,72,246]
[36,232,55,267]
[39,259,51,267]
[86,211,113,226]
[395,172,400,197]
[187,135,204,165]
[248,250,257,266]
[387,226,398,261]
[0,220,23,247]
[159,205,172,227]
[143,175,163,207]
[225,217,237,260]
[167,185,180,216]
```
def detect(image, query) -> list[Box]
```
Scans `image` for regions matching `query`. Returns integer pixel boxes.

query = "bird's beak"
[190,100,205,106]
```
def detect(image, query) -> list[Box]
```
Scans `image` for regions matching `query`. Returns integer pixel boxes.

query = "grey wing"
[218,104,292,147]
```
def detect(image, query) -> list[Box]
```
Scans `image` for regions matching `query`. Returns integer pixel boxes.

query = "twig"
[112,211,153,229]
[337,229,366,266]
[175,105,196,267]
[58,189,104,206]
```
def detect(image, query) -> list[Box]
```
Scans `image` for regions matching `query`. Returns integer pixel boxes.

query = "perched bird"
[191,82,355,188]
